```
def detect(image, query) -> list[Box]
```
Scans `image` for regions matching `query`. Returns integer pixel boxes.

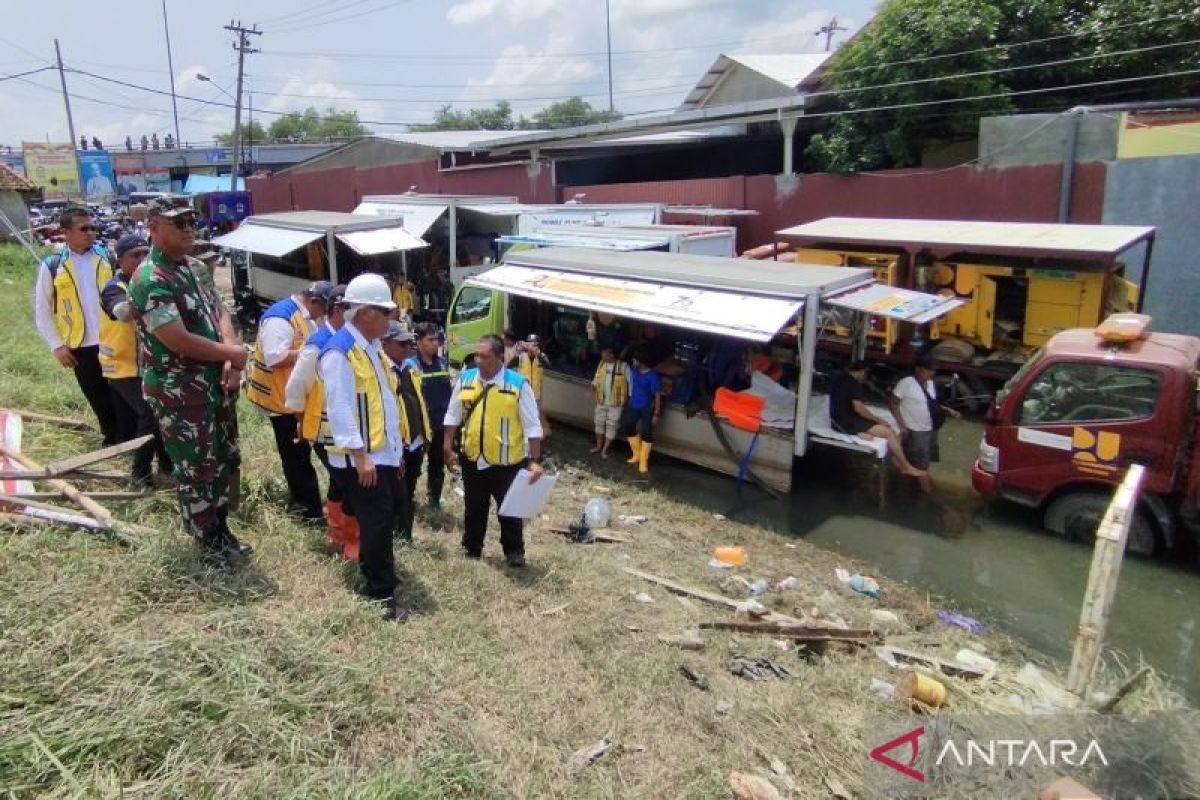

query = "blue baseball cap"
[115,233,149,258]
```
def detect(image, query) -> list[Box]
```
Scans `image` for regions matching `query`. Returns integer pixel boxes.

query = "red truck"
[972,314,1200,556]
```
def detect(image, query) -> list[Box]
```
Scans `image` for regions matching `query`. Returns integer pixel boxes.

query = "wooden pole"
[1,408,92,431]
[1066,464,1145,698]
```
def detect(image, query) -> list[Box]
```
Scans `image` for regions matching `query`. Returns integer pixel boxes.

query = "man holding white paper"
[444,334,544,568]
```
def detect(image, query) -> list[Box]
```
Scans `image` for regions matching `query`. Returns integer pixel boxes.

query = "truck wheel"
[1043,491,1160,556]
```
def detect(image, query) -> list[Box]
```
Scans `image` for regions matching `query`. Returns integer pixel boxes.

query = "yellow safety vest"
[246,298,312,414]
[396,366,433,447]
[325,336,399,456]
[299,326,337,445]
[98,278,137,380]
[593,361,629,406]
[517,352,544,400]
[392,283,415,313]
[459,367,528,466]
[50,247,114,349]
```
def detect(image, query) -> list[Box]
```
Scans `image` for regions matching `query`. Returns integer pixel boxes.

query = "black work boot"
[383,596,411,623]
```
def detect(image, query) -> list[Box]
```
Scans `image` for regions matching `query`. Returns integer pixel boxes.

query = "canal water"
[560,419,1200,701]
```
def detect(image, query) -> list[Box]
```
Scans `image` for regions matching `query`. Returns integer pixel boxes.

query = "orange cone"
[326,500,346,555]
[342,512,361,562]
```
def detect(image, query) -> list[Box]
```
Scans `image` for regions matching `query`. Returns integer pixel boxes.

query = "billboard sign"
[145,166,170,192]
[23,142,80,201]
[79,151,116,200]
[113,154,146,195]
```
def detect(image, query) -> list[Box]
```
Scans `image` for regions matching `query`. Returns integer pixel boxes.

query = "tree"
[410,97,622,131]
[266,107,369,141]
[804,0,1200,172]
[214,120,267,147]
[524,97,622,129]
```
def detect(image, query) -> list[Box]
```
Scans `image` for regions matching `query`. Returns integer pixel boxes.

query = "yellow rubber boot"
[638,442,653,474]
[625,436,643,464]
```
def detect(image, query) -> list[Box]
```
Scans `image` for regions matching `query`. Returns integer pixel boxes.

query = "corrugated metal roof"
[377,130,549,151]
[776,217,1156,260]
[504,247,871,300]
[682,52,829,109]
[212,225,323,257]
[0,164,33,192]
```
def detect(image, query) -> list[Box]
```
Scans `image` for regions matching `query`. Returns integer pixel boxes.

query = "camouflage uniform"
[129,245,240,541]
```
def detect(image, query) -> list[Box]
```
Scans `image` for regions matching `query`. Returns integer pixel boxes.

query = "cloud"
[446,0,499,25]
[447,0,559,26]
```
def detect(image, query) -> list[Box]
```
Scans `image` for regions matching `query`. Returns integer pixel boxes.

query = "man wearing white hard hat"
[318,273,411,622]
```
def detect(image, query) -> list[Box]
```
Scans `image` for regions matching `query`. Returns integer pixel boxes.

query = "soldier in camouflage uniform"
[129,197,252,556]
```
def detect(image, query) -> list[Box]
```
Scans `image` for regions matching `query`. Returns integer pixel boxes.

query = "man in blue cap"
[245,281,334,523]
[99,233,173,485]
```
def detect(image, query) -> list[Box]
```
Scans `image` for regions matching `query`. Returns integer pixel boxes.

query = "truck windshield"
[995,347,1044,406]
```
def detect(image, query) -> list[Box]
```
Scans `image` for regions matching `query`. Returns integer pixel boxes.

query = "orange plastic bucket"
[713,545,747,566]
[902,672,947,707]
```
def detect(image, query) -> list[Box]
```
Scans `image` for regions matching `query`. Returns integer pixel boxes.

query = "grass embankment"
[0,243,1186,798]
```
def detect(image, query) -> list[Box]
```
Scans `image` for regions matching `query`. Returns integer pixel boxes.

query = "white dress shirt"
[320,322,402,469]
[259,295,314,367]
[284,320,333,413]
[33,248,103,350]
[443,367,543,469]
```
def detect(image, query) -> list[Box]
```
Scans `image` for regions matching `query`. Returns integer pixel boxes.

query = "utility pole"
[247,91,254,174]
[53,38,85,201]
[815,16,847,52]
[162,0,182,148]
[225,20,261,191]
[605,0,614,113]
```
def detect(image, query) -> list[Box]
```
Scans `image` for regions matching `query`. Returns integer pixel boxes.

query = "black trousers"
[619,404,655,442]
[461,460,524,558]
[424,424,446,504]
[73,345,118,445]
[400,446,424,539]
[108,377,172,481]
[268,414,323,519]
[335,464,404,600]
[313,443,344,505]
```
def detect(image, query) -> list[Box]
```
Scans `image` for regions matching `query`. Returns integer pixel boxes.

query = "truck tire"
[1043,491,1160,556]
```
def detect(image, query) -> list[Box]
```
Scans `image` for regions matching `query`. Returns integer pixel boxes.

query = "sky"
[0,0,872,148]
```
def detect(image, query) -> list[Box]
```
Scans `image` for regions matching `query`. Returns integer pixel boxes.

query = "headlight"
[977,439,999,473]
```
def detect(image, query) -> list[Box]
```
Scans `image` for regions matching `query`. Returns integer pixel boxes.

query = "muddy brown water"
[553,419,1200,701]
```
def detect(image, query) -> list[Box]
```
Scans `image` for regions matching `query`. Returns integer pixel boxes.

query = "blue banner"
[78,151,116,199]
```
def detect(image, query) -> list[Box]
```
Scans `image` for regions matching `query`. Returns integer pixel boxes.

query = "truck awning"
[336,227,428,256]
[465,263,803,342]
[498,232,668,251]
[824,283,964,323]
[211,225,323,257]
[352,201,447,236]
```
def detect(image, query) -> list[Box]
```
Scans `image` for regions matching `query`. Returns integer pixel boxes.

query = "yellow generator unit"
[795,247,903,352]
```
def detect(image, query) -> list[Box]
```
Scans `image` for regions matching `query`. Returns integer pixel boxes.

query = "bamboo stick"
[0,408,91,431]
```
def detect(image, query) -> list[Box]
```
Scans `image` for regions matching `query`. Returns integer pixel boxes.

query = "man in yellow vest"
[320,273,411,622]
[99,233,172,485]
[516,333,552,437]
[443,334,544,568]
[381,322,432,544]
[33,206,119,444]
[245,281,334,523]
[591,345,629,458]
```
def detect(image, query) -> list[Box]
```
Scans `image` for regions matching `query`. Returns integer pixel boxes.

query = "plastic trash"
[775,576,799,591]
[584,497,611,528]
[734,599,768,618]
[713,545,747,566]
[618,514,647,525]
[707,558,733,571]
[835,567,881,599]
[937,610,986,635]
[748,579,769,597]
[632,592,654,604]
[870,678,897,700]
[954,648,998,675]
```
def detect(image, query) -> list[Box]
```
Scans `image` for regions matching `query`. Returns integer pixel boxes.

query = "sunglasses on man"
[75,224,97,233]
[167,215,197,230]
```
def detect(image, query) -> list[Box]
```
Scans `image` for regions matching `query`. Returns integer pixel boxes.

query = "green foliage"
[805,0,1200,172]
[266,106,369,141]
[213,121,267,147]
[410,96,622,131]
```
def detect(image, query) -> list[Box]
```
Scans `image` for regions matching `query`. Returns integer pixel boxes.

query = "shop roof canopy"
[213,211,425,257]
[776,217,1156,263]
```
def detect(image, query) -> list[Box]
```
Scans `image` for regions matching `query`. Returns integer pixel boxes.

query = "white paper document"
[498,469,558,519]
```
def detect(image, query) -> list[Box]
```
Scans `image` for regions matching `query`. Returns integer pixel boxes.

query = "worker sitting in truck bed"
[829,361,926,478]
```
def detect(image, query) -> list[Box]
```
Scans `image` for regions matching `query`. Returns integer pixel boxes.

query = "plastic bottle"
[583,497,611,528]
[586,314,597,341]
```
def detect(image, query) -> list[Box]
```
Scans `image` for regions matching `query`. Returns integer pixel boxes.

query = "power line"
[269,0,412,34]
[0,66,54,82]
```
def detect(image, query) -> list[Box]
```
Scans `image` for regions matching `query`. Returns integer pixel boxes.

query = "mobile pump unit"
[774,217,1155,405]
[445,247,961,492]
[973,313,1200,557]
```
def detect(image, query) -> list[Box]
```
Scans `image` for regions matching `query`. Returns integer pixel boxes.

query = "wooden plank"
[2,490,149,501]
[0,446,149,545]
[547,526,633,543]
[622,567,803,625]
[698,620,880,643]
[877,644,992,680]
[1,408,91,431]
[1067,465,1145,698]
[43,435,152,477]
[0,469,132,480]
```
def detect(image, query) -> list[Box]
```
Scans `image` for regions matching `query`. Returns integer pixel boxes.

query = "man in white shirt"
[443,334,544,568]
[32,206,119,444]
[319,274,411,622]
[890,357,961,491]
[246,282,332,522]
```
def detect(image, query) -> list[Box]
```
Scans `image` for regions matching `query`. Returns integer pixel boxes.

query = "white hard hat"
[342,273,396,310]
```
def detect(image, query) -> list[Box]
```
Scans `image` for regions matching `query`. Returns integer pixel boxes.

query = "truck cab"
[972,314,1200,554]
